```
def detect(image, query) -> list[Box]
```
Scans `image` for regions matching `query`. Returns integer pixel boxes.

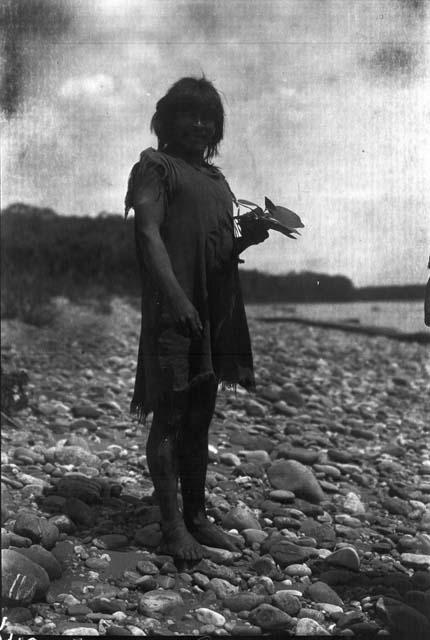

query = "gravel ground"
[1,298,430,637]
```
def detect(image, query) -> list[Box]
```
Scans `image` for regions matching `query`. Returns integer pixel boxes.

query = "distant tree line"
[0,204,424,323]
[239,269,355,303]
[354,285,424,301]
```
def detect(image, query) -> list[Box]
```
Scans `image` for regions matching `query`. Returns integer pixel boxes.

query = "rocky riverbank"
[1,299,430,637]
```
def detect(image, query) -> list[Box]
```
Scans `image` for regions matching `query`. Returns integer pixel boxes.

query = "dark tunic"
[125,148,255,419]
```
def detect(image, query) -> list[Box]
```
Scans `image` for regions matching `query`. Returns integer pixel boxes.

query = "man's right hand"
[167,294,203,339]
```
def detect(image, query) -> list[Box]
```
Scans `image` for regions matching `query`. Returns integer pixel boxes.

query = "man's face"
[171,108,216,155]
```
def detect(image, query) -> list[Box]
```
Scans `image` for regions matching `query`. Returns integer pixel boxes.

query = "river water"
[247,300,428,334]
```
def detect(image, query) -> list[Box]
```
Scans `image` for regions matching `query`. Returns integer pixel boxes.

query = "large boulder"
[2,549,50,605]
[11,545,62,580]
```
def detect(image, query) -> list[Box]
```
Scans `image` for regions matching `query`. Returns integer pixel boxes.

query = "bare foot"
[158,520,204,562]
[187,519,244,552]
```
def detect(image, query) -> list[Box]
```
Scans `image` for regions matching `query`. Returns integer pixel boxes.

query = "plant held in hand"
[234,196,304,240]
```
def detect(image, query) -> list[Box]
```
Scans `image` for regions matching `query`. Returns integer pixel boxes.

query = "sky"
[1,0,429,287]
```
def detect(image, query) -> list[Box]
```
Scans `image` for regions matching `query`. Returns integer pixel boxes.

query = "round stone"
[2,549,50,605]
[222,505,261,531]
[272,591,301,615]
[138,590,184,616]
[296,618,329,635]
[267,460,325,504]
[195,608,226,627]
[306,581,343,606]
[249,603,294,631]
[326,547,360,571]
[241,529,268,545]
[11,545,62,580]
[284,563,312,577]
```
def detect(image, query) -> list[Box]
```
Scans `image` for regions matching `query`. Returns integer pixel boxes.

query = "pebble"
[343,492,366,515]
[222,504,261,531]
[71,404,103,419]
[85,556,111,571]
[138,589,184,616]
[335,514,362,528]
[55,474,103,503]
[314,464,342,480]
[275,445,319,464]
[49,514,76,534]
[209,577,239,599]
[382,496,411,517]
[298,608,325,623]
[241,528,268,545]
[244,399,267,417]
[299,519,336,548]
[223,592,267,612]
[156,574,176,589]
[280,383,304,407]
[4,624,35,636]
[326,546,360,571]
[62,627,99,635]
[219,452,241,467]
[49,444,101,468]
[240,450,271,465]
[93,534,129,550]
[284,563,312,577]
[315,602,344,617]
[253,554,280,579]
[249,603,294,631]
[306,581,344,606]
[249,575,275,595]
[230,623,262,635]
[267,460,325,503]
[64,497,96,526]
[261,537,315,567]
[67,602,92,616]
[296,618,330,635]
[136,559,159,575]
[89,596,126,614]
[13,514,59,549]
[195,608,226,627]
[269,489,295,503]
[400,553,430,569]
[271,591,301,615]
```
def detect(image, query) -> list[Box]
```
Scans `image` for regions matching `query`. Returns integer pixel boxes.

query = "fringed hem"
[130,401,150,425]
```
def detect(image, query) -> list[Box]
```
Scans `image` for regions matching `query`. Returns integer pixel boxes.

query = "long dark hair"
[150,76,224,162]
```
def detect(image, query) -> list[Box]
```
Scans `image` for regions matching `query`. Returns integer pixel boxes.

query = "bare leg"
[179,379,243,552]
[146,395,203,561]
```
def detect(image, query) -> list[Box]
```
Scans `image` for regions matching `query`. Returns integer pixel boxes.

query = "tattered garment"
[125,148,255,420]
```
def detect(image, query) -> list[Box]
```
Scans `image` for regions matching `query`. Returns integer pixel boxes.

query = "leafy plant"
[236,196,304,239]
